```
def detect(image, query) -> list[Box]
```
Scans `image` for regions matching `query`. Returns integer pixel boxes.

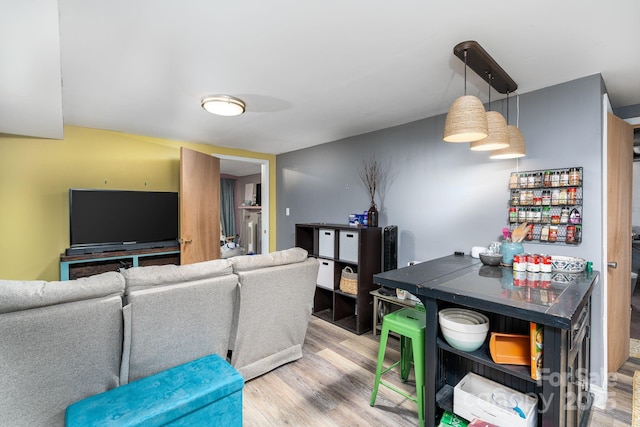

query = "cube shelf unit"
[295,223,381,335]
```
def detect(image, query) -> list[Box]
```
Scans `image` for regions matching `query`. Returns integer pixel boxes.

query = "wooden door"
[607,112,633,371]
[179,147,220,264]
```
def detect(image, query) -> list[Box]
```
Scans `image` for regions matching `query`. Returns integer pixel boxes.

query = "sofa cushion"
[122,274,238,383]
[0,292,124,426]
[229,247,308,273]
[121,258,233,294]
[0,271,125,314]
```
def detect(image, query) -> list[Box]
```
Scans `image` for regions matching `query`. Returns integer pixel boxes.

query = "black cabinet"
[296,223,381,335]
[374,255,597,427]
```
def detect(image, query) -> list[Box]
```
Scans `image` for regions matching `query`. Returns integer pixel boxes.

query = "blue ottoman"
[66,354,244,426]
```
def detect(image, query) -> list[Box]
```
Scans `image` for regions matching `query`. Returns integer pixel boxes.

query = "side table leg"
[422,297,438,427]
[372,295,379,336]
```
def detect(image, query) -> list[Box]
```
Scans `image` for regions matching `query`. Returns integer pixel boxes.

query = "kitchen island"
[374,253,597,427]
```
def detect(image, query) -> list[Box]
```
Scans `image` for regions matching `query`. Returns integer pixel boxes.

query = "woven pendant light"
[490,125,526,159]
[443,50,488,143]
[443,95,488,142]
[490,93,526,159]
[470,111,509,151]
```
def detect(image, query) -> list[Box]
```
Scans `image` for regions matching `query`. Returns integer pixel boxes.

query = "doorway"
[217,155,270,255]
[629,119,640,343]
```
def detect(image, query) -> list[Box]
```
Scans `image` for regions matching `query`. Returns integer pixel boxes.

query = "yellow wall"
[0,126,276,281]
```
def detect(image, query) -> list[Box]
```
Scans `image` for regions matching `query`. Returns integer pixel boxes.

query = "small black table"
[374,253,597,427]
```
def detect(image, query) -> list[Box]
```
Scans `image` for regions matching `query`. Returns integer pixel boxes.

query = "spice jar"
[518,208,527,223]
[540,255,552,273]
[509,207,517,223]
[566,225,576,244]
[510,173,519,189]
[560,169,569,186]
[533,207,542,223]
[568,187,577,204]
[520,190,528,205]
[548,226,558,242]
[540,225,550,241]
[558,188,568,205]
[541,206,551,223]
[544,170,552,187]
[534,172,543,187]
[569,167,581,186]
[551,171,560,187]
[526,208,535,223]
[512,190,520,205]
[560,208,570,224]
[542,190,551,205]
[551,215,560,225]
[519,173,528,188]
[551,189,560,205]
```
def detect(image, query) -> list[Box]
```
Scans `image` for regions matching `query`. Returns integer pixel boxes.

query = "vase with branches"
[359,156,380,227]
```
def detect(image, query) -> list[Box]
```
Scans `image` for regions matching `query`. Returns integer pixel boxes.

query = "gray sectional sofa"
[0,247,318,427]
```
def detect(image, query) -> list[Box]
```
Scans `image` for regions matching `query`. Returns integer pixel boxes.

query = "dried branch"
[359,156,380,204]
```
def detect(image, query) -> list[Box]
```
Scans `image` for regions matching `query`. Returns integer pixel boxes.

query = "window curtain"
[220,179,236,240]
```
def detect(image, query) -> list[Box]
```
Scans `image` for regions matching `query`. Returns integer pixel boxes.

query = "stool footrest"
[379,380,418,403]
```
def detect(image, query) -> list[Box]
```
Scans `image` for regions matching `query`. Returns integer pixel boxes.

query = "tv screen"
[69,189,178,251]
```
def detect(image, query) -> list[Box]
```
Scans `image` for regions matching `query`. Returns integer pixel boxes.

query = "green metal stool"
[370,307,426,427]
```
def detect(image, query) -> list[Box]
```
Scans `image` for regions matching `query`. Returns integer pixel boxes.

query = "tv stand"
[60,246,180,280]
[65,240,179,256]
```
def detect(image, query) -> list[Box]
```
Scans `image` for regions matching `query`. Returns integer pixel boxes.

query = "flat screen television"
[68,189,179,255]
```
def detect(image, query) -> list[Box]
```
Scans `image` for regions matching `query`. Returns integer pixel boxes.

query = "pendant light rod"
[453,41,517,94]
[464,50,468,95]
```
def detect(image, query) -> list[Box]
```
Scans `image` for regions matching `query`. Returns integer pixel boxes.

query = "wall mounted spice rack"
[507,167,583,245]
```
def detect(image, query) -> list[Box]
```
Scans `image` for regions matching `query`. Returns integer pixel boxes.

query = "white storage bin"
[318,229,335,258]
[453,372,537,427]
[339,230,359,263]
[317,259,335,290]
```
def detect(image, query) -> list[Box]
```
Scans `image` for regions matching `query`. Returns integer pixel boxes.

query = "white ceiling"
[3,0,640,167]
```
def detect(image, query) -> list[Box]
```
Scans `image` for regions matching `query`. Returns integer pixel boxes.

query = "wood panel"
[607,112,633,372]
[243,316,636,426]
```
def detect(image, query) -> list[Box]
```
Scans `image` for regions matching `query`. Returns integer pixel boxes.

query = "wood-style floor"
[243,316,637,426]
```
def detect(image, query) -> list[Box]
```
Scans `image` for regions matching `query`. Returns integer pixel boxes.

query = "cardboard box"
[453,372,537,427]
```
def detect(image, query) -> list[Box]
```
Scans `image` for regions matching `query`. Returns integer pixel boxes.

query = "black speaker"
[383,225,397,271]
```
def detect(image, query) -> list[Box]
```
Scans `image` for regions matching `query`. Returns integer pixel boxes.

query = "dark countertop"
[374,254,598,329]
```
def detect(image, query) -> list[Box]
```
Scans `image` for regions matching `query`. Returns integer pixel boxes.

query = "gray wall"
[276,74,606,386]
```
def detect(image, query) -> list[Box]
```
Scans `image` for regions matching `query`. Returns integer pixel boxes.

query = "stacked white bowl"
[438,308,490,352]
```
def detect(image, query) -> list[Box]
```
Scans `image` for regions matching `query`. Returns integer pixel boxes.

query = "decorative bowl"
[438,308,489,352]
[551,256,586,273]
[479,252,503,266]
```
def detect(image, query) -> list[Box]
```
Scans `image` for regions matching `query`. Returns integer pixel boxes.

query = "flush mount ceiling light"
[201,95,246,116]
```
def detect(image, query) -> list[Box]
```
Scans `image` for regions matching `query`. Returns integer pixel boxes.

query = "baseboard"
[590,384,607,410]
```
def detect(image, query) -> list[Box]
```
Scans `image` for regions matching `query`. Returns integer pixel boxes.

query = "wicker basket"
[339,266,358,295]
